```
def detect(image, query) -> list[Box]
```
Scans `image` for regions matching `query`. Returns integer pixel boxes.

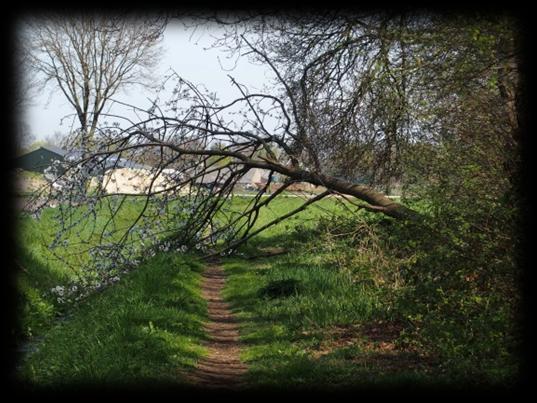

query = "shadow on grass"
[220,233,444,390]
[239,227,318,256]
[16,245,72,343]
[18,252,209,386]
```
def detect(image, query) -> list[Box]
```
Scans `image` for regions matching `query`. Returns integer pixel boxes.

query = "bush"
[303,199,520,383]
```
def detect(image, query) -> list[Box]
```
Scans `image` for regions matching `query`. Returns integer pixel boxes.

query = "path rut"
[187,264,248,389]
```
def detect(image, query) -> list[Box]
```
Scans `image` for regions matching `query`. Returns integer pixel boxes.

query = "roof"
[16,144,150,172]
[14,144,69,159]
[13,145,70,173]
[59,148,150,170]
[40,144,69,157]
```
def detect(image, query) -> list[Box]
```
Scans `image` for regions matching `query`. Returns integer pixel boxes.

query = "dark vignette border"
[2,1,533,399]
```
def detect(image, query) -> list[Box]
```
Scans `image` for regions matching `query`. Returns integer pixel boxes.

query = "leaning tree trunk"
[161,138,421,221]
[234,155,420,220]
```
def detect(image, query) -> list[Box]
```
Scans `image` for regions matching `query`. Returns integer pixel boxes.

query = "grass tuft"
[18,252,208,385]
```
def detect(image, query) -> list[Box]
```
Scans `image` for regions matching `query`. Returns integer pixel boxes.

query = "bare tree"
[14,38,39,154]
[22,14,167,149]
[27,13,520,283]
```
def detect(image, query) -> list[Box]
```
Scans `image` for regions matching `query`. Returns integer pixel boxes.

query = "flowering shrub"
[48,268,124,306]
[32,150,241,309]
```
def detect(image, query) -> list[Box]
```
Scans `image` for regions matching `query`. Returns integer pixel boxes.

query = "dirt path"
[187,263,248,389]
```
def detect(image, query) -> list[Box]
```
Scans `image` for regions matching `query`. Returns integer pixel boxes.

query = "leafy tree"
[28,13,522,264]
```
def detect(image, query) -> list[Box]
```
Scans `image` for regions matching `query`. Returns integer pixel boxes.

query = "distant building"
[193,167,273,190]
[99,167,188,195]
[237,168,271,190]
[13,145,68,173]
[13,145,149,175]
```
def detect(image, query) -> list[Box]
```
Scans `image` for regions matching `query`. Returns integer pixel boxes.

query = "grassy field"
[217,204,519,387]
[18,252,207,386]
[15,196,154,339]
[222,256,437,388]
[15,192,520,387]
[14,194,351,339]
[15,195,355,383]
[219,200,445,388]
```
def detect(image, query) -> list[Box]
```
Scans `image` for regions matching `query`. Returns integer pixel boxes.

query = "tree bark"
[150,136,420,221]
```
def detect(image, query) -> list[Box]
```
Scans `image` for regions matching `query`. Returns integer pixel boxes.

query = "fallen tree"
[25,12,519,271]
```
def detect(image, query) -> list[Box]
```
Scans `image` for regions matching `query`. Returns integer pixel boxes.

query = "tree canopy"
[26,12,522,267]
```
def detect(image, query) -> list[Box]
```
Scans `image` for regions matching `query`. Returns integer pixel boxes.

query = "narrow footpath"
[187,263,248,389]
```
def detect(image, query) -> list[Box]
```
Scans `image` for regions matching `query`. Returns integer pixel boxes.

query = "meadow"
[15,191,520,388]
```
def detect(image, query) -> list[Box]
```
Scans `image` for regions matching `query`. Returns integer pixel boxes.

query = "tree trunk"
[239,157,419,220]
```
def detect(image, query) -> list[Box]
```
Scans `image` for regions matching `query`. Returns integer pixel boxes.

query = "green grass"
[15,197,152,339]
[15,194,364,386]
[216,196,518,387]
[220,247,443,388]
[16,192,519,387]
[18,252,207,385]
[15,194,352,339]
[223,195,355,251]
[213,202,444,387]
[17,209,82,338]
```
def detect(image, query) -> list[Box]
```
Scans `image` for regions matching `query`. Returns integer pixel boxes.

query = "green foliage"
[389,37,522,380]
[16,180,520,387]
[240,183,519,384]
[222,253,395,387]
[18,252,207,385]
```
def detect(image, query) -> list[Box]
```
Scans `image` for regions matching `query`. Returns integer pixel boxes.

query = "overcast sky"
[23,20,273,143]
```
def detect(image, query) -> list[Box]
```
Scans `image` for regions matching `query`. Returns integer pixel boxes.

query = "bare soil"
[309,321,437,373]
[186,264,248,389]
